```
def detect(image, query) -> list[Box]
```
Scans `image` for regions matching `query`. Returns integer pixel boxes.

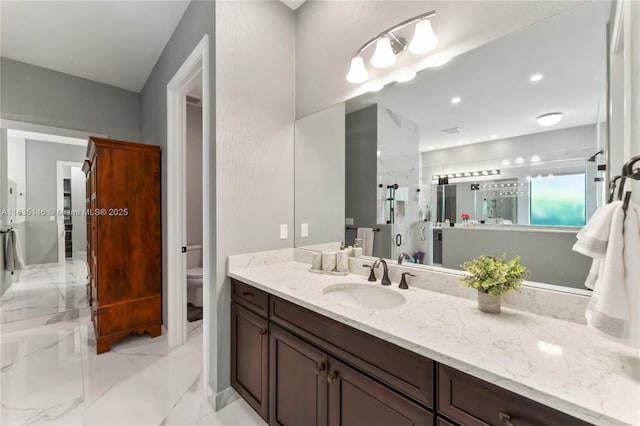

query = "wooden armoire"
[83,137,162,354]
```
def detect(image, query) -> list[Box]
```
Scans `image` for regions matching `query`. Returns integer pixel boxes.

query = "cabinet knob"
[327,372,339,384]
[315,363,325,376]
[499,412,515,426]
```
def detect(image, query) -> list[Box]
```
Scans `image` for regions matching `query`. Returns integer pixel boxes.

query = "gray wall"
[345,105,378,236]
[215,0,294,394]
[0,129,7,295]
[25,140,85,265]
[0,57,140,141]
[442,227,591,289]
[186,104,203,250]
[140,0,215,326]
[295,103,345,247]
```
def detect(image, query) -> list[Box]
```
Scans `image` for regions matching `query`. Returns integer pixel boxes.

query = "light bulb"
[371,37,397,68]
[409,19,438,54]
[346,56,369,83]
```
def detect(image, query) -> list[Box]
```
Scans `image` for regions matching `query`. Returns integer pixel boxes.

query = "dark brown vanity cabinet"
[269,324,328,426]
[231,287,269,420]
[231,279,592,426]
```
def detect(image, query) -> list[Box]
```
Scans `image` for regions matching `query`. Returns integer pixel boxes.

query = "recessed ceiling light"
[491,135,497,139]
[530,155,541,162]
[537,112,563,126]
[515,156,524,164]
[530,74,543,82]
[394,72,416,83]
[451,97,461,104]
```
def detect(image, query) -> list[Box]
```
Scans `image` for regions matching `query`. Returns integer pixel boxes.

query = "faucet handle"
[399,272,416,289]
[364,264,377,282]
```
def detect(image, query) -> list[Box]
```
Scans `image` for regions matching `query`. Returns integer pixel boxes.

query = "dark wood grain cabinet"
[231,303,269,420]
[269,324,328,426]
[230,279,592,426]
[84,137,161,354]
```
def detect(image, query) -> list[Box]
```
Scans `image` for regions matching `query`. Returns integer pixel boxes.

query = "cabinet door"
[270,324,328,426]
[231,303,269,421]
[328,357,434,426]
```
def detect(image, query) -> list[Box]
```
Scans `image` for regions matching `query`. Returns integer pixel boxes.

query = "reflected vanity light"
[530,154,541,162]
[514,156,525,164]
[345,11,437,83]
[501,159,511,166]
[432,169,500,181]
[538,341,563,356]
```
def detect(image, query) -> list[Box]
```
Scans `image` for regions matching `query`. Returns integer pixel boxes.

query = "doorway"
[166,34,211,397]
[0,122,106,325]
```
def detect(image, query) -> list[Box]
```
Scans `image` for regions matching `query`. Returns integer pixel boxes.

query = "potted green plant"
[460,254,527,313]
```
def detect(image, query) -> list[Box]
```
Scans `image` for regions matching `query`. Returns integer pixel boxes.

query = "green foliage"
[460,254,527,296]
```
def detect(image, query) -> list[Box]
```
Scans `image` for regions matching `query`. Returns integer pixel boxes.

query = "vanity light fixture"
[530,155,541,162]
[536,112,563,126]
[345,11,437,83]
[501,159,511,166]
[432,169,500,181]
[514,156,525,164]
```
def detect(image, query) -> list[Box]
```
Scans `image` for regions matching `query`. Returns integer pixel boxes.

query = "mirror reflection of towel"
[357,228,374,257]
[5,229,26,271]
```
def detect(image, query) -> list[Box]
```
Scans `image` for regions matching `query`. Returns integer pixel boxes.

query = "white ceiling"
[0,1,190,92]
[346,1,610,152]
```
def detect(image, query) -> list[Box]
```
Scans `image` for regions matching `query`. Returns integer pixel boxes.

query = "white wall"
[70,166,86,257]
[215,0,295,393]
[294,1,584,118]
[295,103,345,247]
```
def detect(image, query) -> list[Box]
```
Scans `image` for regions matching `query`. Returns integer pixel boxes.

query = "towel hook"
[619,155,640,212]
[608,175,622,204]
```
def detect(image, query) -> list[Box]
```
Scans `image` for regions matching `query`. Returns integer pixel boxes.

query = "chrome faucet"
[372,258,392,286]
[397,253,410,265]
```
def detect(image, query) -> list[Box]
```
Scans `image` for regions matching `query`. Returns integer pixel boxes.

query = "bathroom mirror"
[294,2,611,292]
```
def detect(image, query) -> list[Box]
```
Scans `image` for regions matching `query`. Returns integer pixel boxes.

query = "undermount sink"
[322,283,405,310]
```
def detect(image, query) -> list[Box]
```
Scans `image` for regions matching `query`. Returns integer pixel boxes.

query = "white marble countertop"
[229,261,640,426]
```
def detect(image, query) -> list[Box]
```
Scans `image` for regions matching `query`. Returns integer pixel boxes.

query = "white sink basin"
[322,283,405,310]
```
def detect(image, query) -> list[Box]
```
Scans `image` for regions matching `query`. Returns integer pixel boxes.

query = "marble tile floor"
[1,260,89,324]
[1,317,266,425]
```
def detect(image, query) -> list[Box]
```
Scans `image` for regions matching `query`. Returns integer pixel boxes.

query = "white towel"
[357,228,374,257]
[5,229,26,271]
[573,201,640,347]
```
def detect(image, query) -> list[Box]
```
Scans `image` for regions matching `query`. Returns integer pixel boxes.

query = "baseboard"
[214,386,240,411]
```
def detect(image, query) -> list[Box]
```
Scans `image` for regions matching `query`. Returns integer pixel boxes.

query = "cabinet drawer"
[438,365,591,426]
[232,280,269,318]
[270,295,434,408]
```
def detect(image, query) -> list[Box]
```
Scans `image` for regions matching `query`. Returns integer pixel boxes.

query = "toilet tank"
[186,244,203,269]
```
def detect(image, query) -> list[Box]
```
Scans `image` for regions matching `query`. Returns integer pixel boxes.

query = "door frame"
[166,34,211,390]
[56,161,84,264]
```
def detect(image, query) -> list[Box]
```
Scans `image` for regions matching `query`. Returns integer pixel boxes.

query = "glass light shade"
[370,37,396,68]
[346,56,369,83]
[409,19,438,54]
[537,112,563,126]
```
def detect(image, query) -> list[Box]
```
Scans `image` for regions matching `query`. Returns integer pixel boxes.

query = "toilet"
[186,244,203,307]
